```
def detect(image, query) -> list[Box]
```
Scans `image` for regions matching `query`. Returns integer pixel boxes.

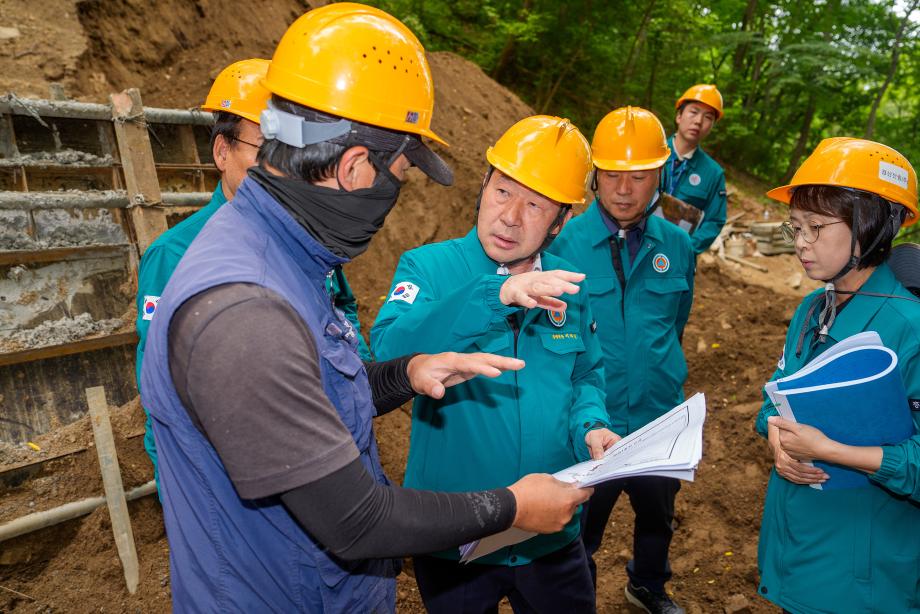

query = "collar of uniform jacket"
[497,254,542,276]
[668,134,698,163]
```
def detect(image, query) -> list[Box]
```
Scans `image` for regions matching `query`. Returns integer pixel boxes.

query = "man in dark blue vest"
[140,5,592,613]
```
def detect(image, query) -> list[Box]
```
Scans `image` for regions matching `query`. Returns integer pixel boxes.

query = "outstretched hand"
[407,352,525,399]
[499,269,585,312]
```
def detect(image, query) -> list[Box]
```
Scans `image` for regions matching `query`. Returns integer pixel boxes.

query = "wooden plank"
[86,386,139,594]
[110,89,167,254]
[0,331,137,368]
[0,342,137,443]
[0,244,129,266]
[0,113,19,158]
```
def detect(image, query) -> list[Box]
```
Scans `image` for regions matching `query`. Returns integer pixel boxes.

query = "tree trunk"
[491,0,534,82]
[865,0,919,139]
[610,0,657,106]
[782,92,818,183]
[724,0,759,98]
[643,35,661,109]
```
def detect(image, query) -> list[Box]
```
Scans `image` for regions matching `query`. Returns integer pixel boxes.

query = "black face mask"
[248,155,401,260]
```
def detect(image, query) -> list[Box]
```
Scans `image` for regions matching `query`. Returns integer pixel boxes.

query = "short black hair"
[790,185,907,268]
[256,96,347,183]
[209,111,244,152]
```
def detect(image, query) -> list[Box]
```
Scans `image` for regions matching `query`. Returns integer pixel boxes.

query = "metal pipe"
[0,190,212,210]
[0,480,156,543]
[0,94,215,126]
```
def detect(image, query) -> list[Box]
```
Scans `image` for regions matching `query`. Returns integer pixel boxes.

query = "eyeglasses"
[779,220,847,244]
[229,136,261,149]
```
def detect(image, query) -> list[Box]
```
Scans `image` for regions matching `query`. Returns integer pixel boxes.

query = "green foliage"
[367,0,920,192]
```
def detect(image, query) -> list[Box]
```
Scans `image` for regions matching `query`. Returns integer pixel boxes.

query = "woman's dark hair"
[209,111,243,152]
[790,185,906,268]
[256,96,346,183]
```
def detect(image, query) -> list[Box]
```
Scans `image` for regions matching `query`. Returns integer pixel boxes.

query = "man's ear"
[336,145,370,191]
[557,207,574,233]
[213,134,231,173]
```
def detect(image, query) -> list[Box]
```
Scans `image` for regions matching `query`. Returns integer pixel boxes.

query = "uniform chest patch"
[142,295,161,321]
[388,281,419,304]
[547,309,566,327]
[689,173,701,186]
[652,253,670,273]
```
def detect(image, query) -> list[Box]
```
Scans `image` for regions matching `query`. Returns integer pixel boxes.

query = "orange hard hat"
[201,59,271,124]
[486,116,592,204]
[767,137,918,228]
[591,106,670,172]
[676,84,724,120]
[262,3,445,145]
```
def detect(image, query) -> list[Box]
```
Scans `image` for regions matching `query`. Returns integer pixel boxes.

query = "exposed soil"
[0,2,823,612]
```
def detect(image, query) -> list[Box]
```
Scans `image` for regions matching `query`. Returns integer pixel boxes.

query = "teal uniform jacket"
[755,262,920,613]
[664,135,727,254]
[370,229,610,566]
[550,200,695,436]
[135,183,370,486]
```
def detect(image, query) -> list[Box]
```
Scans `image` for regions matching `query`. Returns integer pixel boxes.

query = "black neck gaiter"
[248,161,401,260]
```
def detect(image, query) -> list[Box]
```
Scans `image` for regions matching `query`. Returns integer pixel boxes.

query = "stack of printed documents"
[459,393,706,562]
[764,331,912,490]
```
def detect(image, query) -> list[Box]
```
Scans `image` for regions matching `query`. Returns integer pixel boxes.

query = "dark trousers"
[413,537,596,613]
[580,475,681,593]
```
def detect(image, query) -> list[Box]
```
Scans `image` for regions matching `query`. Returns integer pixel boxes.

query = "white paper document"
[459,393,707,563]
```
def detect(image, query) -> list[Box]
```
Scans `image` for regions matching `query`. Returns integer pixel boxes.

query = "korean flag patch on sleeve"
[388,281,420,305]
[142,295,161,321]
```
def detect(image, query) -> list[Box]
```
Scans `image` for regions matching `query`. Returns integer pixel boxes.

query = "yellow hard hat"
[591,106,670,172]
[486,116,592,205]
[676,84,724,120]
[767,137,918,228]
[263,3,445,145]
[201,59,271,124]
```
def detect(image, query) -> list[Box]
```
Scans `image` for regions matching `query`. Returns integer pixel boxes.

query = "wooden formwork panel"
[0,343,138,443]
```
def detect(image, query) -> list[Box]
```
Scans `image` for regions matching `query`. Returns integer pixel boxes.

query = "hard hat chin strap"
[798,199,904,356]
[591,169,663,233]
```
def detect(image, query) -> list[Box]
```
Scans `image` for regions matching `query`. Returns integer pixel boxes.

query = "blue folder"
[774,344,912,489]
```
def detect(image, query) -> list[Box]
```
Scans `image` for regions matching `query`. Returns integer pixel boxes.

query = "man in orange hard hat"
[663,84,727,254]
[135,58,271,489]
[372,116,618,612]
[552,106,695,614]
[139,6,595,612]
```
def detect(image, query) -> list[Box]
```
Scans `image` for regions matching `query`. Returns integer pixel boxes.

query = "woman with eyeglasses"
[753,138,920,613]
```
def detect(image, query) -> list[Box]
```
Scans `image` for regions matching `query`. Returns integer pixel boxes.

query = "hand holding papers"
[764,331,913,490]
[459,393,707,562]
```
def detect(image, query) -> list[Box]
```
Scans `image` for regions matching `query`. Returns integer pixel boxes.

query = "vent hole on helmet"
[362,54,367,58]
[378,59,383,64]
